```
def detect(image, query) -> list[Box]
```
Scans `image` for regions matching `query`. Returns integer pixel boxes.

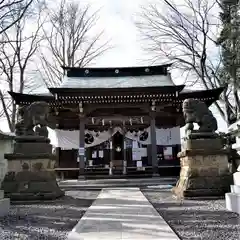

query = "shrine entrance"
[111,131,124,173]
[9,64,223,179]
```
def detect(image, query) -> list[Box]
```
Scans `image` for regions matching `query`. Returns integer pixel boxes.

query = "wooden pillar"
[123,137,127,175]
[109,139,113,175]
[123,127,127,175]
[78,115,85,179]
[150,113,159,177]
[109,128,114,175]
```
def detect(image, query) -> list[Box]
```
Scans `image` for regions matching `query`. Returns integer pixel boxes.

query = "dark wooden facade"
[9,65,224,179]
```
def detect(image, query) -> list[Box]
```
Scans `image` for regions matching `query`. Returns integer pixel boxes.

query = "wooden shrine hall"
[9,64,224,179]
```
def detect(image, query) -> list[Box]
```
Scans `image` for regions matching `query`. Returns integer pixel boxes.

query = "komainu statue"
[182,98,217,134]
[15,101,49,137]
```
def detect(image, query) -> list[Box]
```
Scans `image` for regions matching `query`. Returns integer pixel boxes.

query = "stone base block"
[8,191,64,201]
[225,192,240,214]
[7,157,56,174]
[172,175,232,199]
[13,142,52,155]
[187,131,219,139]
[231,185,240,194]
[0,198,10,217]
[173,140,232,199]
[2,170,64,201]
[182,138,223,151]
[14,136,50,143]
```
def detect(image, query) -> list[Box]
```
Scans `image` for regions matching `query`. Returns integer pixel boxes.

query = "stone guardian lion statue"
[182,98,218,134]
[15,101,49,137]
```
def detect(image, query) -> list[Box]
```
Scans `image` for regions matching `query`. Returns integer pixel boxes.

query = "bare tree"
[0,0,34,35]
[39,0,110,87]
[0,3,44,132]
[136,0,235,123]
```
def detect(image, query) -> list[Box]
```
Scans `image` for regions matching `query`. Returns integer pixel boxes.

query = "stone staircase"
[225,171,240,214]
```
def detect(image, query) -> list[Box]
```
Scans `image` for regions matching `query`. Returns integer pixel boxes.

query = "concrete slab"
[68,188,180,240]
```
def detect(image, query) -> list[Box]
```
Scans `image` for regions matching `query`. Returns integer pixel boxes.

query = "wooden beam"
[85,103,149,111]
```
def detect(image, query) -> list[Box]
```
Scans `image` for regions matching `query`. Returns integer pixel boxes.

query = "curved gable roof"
[59,64,174,89]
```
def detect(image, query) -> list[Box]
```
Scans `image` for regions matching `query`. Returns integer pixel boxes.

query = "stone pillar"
[150,114,159,177]
[173,138,232,199]
[78,116,85,179]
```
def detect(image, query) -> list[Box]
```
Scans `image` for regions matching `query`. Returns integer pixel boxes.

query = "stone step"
[59,177,177,189]
[60,177,177,185]
[225,192,240,214]
[0,198,10,217]
[231,185,240,194]
[68,188,180,240]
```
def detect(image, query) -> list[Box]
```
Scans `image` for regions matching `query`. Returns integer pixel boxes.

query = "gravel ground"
[0,190,100,240]
[142,188,240,240]
[1,187,239,240]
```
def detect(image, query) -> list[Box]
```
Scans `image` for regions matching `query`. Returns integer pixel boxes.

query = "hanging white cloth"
[49,126,181,149]
[51,129,112,149]
[124,126,180,145]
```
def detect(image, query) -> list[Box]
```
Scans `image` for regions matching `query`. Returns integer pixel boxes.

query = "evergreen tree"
[217,0,240,123]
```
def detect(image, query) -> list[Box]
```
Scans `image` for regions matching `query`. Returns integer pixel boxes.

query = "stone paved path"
[67,188,180,240]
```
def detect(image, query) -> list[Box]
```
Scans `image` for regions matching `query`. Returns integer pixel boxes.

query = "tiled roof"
[59,74,174,89]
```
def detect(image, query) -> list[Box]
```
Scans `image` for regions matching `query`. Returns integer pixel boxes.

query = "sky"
[0,0,228,134]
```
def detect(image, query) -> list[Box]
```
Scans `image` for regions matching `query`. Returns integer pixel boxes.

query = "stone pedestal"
[173,138,232,199]
[2,136,64,201]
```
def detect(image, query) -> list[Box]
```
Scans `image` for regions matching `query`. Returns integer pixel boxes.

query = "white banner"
[48,126,180,149]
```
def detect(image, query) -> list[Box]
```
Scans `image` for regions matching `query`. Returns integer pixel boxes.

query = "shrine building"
[8,64,224,179]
